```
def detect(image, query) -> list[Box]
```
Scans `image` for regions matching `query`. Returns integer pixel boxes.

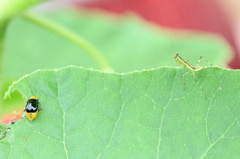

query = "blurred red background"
[74,0,240,69]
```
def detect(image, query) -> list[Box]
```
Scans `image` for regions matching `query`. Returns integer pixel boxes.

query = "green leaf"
[4,9,230,77]
[1,9,231,115]
[0,122,10,140]
[2,66,240,158]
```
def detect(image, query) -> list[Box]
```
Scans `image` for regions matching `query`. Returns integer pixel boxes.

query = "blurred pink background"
[72,0,240,69]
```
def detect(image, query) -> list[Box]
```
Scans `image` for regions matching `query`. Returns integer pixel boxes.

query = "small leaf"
[2,66,240,158]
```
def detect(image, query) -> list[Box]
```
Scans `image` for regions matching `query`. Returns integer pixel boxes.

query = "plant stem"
[22,12,111,72]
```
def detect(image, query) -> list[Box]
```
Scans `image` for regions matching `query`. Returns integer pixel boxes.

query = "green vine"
[22,12,111,72]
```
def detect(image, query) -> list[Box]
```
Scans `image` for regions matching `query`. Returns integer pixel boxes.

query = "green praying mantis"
[173,53,213,98]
